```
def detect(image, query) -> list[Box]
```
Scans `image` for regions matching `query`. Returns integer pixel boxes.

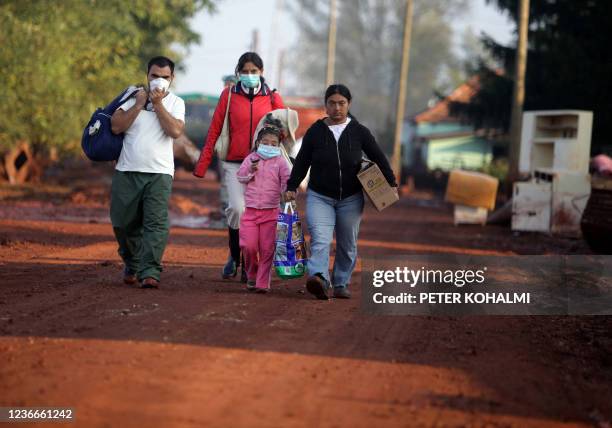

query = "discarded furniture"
[519,110,593,175]
[512,169,591,236]
[445,169,499,225]
[512,110,593,236]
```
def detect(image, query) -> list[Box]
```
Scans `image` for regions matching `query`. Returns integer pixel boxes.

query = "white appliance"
[512,168,591,236]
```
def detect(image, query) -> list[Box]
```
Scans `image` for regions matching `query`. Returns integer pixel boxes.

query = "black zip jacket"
[286,118,397,199]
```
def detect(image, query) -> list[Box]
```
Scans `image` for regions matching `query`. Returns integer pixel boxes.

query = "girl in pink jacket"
[237,124,291,293]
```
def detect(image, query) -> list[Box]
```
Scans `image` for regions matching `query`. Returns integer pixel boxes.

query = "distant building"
[282,96,325,140]
[403,78,504,177]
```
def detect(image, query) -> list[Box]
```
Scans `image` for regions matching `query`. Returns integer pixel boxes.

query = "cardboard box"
[445,169,499,210]
[357,161,399,211]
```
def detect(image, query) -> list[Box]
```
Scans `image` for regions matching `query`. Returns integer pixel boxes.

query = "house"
[403,78,502,178]
[282,96,325,142]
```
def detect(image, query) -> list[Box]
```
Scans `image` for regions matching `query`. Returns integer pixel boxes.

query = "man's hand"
[284,191,297,201]
[135,89,148,108]
[111,89,146,134]
[149,88,166,106]
[148,88,184,139]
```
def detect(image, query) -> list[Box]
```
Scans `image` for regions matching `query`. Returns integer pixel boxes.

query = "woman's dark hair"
[324,84,352,103]
[235,52,264,75]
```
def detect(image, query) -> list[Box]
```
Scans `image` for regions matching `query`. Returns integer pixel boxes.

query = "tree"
[288,0,468,153]
[0,0,213,183]
[450,0,612,155]
[123,0,212,70]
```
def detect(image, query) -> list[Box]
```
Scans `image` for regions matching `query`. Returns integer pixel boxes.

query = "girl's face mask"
[257,144,281,159]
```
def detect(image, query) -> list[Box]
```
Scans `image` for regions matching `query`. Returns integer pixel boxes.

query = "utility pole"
[251,29,260,53]
[325,0,337,87]
[508,0,530,182]
[267,0,284,86]
[277,49,285,93]
[391,0,414,184]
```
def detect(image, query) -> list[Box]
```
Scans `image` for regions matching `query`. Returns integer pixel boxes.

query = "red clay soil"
[0,165,611,428]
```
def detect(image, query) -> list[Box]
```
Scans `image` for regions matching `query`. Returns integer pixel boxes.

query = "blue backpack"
[81,86,141,161]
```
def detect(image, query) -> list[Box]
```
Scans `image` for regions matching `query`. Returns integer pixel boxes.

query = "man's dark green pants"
[110,170,173,281]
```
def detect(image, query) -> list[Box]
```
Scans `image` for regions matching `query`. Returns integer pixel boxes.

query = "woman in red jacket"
[193,52,284,282]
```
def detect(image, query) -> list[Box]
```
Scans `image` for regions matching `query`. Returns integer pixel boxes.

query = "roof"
[274,97,325,140]
[414,76,480,124]
[284,105,325,140]
[283,96,323,109]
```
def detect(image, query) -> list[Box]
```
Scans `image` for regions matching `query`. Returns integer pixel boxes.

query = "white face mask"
[149,77,170,93]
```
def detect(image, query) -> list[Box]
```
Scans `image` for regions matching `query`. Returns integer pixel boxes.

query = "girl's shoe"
[255,287,270,294]
[246,280,257,291]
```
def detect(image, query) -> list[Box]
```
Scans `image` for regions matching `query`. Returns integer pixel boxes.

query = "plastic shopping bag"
[274,202,308,279]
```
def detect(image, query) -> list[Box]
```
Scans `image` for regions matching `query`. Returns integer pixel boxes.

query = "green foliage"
[0,0,213,156]
[123,0,213,71]
[453,0,612,153]
[478,158,509,182]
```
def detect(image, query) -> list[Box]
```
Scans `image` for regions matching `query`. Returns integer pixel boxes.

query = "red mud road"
[0,167,611,427]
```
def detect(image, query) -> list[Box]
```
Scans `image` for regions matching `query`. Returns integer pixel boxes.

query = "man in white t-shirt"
[110,56,185,289]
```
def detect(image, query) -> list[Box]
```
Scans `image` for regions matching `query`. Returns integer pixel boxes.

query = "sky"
[174,0,515,97]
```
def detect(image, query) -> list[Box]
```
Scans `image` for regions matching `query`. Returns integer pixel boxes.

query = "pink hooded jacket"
[237,152,291,209]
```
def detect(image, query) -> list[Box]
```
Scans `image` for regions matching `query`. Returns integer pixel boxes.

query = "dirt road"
[0,168,610,427]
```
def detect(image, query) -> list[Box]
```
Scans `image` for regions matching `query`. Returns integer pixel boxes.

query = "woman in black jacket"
[284,84,397,300]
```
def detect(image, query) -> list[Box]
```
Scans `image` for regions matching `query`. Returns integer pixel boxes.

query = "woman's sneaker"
[333,286,351,299]
[306,273,330,300]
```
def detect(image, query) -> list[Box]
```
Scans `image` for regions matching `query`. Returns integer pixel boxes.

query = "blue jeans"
[306,189,364,288]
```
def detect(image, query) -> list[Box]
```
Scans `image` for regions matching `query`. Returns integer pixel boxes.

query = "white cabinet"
[519,110,593,175]
[512,182,552,232]
[512,169,591,236]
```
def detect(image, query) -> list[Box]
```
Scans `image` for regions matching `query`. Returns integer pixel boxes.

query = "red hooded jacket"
[193,82,284,177]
